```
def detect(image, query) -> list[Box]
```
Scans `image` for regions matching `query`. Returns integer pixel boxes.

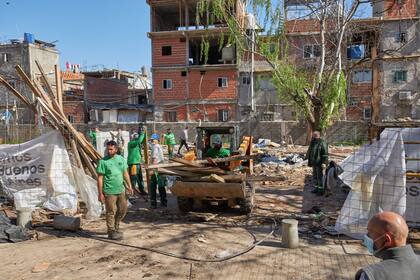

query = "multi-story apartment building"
[0,33,59,124]
[284,0,419,122]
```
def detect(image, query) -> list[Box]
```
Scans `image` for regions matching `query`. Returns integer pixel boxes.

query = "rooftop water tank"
[24,33,35,44]
[222,45,235,61]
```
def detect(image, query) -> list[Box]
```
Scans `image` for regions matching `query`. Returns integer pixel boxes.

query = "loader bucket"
[171,181,245,199]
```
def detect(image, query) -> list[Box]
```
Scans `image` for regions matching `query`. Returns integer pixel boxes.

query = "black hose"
[77,216,277,263]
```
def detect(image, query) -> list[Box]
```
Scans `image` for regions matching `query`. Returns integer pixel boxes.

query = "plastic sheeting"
[73,167,102,219]
[335,128,406,239]
[0,131,78,213]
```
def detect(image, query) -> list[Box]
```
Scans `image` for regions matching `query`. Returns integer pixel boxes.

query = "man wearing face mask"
[356,211,420,280]
[305,130,328,195]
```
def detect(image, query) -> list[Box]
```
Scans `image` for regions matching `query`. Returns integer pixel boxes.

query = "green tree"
[198,0,364,140]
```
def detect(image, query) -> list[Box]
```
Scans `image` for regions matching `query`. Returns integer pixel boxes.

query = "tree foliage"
[197,0,362,133]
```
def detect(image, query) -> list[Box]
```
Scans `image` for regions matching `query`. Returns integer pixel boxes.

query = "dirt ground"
[1,147,419,280]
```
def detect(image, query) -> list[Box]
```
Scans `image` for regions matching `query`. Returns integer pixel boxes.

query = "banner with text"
[0,131,77,212]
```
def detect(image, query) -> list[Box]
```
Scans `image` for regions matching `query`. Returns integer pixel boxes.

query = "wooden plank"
[35,60,56,102]
[171,157,203,167]
[406,173,420,177]
[69,138,83,169]
[147,154,261,170]
[79,147,97,179]
[404,141,420,144]
[171,181,245,199]
[170,167,227,175]
[54,64,63,113]
[0,75,35,110]
[209,174,225,183]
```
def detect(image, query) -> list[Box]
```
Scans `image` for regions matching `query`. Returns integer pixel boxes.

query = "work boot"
[316,188,325,196]
[108,230,123,241]
[311,188,319,194]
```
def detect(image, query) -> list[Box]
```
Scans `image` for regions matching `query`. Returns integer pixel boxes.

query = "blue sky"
[0,0,151,72]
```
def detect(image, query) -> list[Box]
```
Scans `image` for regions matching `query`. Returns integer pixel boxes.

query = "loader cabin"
[195,126,238,160]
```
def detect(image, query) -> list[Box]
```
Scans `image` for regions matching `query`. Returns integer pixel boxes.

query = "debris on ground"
[31,262,50,273]
[0,211,30,243]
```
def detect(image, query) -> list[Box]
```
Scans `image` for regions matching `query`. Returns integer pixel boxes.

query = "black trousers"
[177,139,190,153]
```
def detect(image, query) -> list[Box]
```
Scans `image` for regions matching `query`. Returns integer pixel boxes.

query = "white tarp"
[0,131,78,213]
[335,128,407,239]
[402,128,420,225]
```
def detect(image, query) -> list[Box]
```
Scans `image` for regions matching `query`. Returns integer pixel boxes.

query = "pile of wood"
[0,62,100,178]
[146,155,287,183]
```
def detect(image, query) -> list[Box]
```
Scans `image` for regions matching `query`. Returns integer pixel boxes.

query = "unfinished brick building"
[147,0,247,122]
[284,0,420,121]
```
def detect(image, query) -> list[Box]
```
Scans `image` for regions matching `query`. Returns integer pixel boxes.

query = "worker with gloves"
[127,131,147,196]
[205,137,230,158]
[306,130,329,195]
[149,133,167,208]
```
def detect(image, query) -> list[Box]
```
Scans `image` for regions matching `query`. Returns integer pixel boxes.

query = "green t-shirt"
[206,148,231,158]
[96,154,128,195]
[89,131,96,145]
[164,132,176,145]
[127,133,145,165]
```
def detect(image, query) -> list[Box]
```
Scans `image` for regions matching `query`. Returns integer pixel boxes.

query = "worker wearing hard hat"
[205,138,230,158]
[149,133,167,209]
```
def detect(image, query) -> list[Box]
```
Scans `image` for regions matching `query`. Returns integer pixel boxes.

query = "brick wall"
[188,69,237,100]
[153,69,238,102]
[153,70,187,101]
[63,101,86,123]
[384,0,417,18]
[85,76,130,103]
[152,37,186,67]
[161,103,237,122]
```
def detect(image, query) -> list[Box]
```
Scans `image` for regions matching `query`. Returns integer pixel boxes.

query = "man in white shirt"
[177,126,190,155]
[149,134,167,209]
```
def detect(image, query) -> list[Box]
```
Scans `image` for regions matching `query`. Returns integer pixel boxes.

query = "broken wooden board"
[209,174,225,183]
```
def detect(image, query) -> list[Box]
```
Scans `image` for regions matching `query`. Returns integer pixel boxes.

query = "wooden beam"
[70,138,83,169]
[54,64,63,113]
[209,174,225,183]
[170,157,203,167]
[35,60,55,101]
[147,154,261,169]
[0,75,35,110]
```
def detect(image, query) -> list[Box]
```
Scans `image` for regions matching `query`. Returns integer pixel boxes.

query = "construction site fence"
[0,120,368,146]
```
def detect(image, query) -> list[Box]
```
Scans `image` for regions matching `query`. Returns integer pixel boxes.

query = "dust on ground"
[1,145,418,280]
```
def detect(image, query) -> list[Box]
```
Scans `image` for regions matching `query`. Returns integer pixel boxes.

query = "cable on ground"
[76,216,277,263]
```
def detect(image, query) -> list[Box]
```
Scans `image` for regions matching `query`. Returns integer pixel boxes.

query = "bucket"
[17,208,32,228]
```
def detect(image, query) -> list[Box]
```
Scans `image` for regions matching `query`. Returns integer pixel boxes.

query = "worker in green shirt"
[127,132,147,196]
[89,127,99,149]
[205,138,231,158]
[164,128,176,159]
[96,140,133,240]
[306,130,329,195]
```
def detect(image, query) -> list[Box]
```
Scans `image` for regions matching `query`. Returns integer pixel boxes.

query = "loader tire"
[177,196,194,212]
[239,182,254,214]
